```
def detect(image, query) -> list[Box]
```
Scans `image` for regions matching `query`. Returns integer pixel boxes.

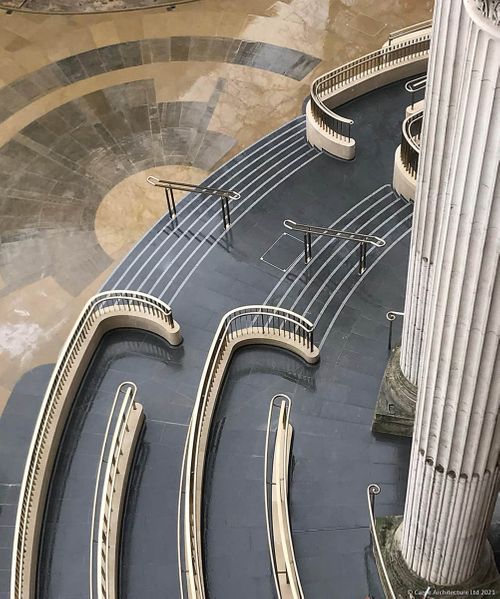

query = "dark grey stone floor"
[37,329,186,599]
[1,75,498,599]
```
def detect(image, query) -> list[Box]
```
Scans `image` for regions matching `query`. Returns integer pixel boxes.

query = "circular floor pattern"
[0,77,234,297]
[0,0,198,14]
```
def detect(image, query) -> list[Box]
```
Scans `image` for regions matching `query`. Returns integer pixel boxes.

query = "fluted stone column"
[398,0,500,587]
[399,0,472,388]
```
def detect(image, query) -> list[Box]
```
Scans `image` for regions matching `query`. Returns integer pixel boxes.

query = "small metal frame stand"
[147,176,240,230]
[284,219,385,275]
[386,310,405,350]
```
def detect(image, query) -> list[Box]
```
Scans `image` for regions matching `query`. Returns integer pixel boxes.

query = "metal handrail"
[90,382,137,599]
[405,75,427,109]
[400,110,423,179]
[404,74,427,93]
[178,306,317,599]
[387,19,432,45]
[310,29,430,143]
[97,385,139,599]
[386,311,405,350]
[11,290,177,599]
[147,176,240,228]
[367,484,396,599]
[284,219,385,274]
[264,395,304,599]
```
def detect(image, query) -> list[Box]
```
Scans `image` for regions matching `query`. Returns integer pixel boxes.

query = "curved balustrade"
[11,290,181,599]
[405,74,427,111]
[400,110,423,178]
[93,382,144,599]
[387,19,432,45]
[306,24,430,159]
[178,306,319,599]
[265,395,304,599]
[367,484,396,599]
[393,109,423,201]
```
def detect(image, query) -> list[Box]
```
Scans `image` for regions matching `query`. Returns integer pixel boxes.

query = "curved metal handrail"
[404,75,427,94]
[367,484,396,599]
[97,384,141,599]
[146,176,240,201]
[284,219,386,247]
[309,29,430,143]
[400,110,423,178]
[387,19,432,45]
[89,382,137,599]
[386,311,405,350]
[405,75,427,109]
[284,218,385,274]
[11,290,178,599]
[264,395,304,599]
[147,176,240,227]
[178,306,318,599]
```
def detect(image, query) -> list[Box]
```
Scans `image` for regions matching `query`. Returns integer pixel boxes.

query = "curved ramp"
[12,291,180,599]
[178,306,319,599]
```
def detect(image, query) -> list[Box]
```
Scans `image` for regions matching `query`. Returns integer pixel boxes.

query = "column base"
[373,516,500,599]
[372,347,417,437]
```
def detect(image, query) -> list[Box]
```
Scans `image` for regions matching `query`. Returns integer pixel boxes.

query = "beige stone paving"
[95,165,208,258]
[0,0,433,414]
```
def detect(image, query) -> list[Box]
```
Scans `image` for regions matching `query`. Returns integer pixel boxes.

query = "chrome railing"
[147,176,240,228]
[90,382,138,599]
[284,219,385,274]
[265,395,304,599]
[11,290,177,599]
[386,311,405,350]
[178,306,317,599]
[310,29,430,144]
[367,484,396,599]
[400,110,423,179]
[405,74,427,109]
[387,19,432,45]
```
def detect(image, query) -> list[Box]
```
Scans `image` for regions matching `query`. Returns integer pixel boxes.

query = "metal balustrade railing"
[400,110,423,179]
[147,176,240,229]
[178,306,317,599]
[11,290,178,599]
[367,484,397,599]
[309,28,430,144]
[386,311,405,350]
[90,382,139,599]
[387,19,432,45]
[284,219,385,275]
[405,74,427,109]
[264,395,304,599]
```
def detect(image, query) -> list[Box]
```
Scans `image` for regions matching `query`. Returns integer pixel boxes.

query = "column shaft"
[400,0,500,586]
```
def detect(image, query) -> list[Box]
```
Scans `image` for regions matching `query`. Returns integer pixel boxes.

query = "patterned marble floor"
[0,0,433,413]
[0,0,198,12]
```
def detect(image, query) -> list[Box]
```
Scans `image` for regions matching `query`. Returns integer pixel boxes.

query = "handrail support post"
[303,232,312,264]
[164,186,177,219]
[358,242,367,275]
[220,196,231,229]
